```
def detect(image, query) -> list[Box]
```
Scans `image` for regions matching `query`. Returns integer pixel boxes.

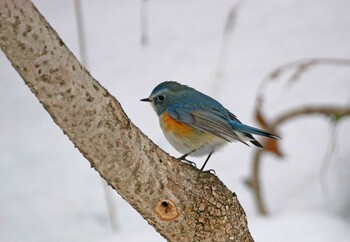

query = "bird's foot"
[202,168,216,174]
[183,159,197,167]
[177,154,197,168]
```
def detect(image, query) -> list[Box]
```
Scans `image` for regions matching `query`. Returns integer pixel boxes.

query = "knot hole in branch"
[155,199,179,222]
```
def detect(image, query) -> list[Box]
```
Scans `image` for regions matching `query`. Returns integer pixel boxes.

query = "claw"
[203,169,216,174]
[177,155,197,168]
[183,159,197,167]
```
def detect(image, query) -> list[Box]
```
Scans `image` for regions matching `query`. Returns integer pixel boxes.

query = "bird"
[141,81,279,171]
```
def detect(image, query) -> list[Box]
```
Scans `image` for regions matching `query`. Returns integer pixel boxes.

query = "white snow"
[1,0,350,241]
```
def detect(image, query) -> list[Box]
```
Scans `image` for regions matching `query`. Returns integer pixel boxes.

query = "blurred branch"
[248,57,350,215]
[270,106,350,129]
[101,179,118,230]
[0,1,253,241]
[321,122,339,196]
[74,0,88,67]
[140,0,149,46]
[249,105,350,215]
[258,58,350,99]
[245,149,267,215]
[268,58,350,84]
[212,0,242,95]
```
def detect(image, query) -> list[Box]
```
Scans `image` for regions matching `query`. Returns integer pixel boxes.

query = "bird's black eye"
[157,95,165,102]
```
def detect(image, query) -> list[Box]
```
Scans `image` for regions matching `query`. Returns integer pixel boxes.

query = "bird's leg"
[177,152,197,167]
[178,153,188,160]
[200,152,214,171]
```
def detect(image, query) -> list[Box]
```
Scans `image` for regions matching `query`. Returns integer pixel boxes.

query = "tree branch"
[270,106,350,129]
[249,105,350,215]
[0,1,253,241]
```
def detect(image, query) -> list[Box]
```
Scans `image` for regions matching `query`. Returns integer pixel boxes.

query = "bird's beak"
[140,97,152,102]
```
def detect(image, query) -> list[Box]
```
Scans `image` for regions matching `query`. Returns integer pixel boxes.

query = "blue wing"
[166,102,249,145]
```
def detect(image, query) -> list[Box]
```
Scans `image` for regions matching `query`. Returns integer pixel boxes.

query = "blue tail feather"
[230,121,279,139]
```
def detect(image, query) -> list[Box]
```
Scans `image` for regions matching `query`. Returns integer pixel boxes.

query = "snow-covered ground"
[1,0,350,241]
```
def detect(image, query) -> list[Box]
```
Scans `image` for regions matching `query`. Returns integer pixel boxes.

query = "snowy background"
[1,0,350,241]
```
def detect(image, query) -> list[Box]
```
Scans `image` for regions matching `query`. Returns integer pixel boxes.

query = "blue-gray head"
[141,81,189,115]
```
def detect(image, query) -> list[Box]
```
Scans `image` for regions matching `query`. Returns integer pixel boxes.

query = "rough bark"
[0,1,254,241]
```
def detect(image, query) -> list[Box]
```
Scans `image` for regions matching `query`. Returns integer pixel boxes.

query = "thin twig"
[212,0,242,95]
[140,0,149,46]
[320,122,339,196]
[270,106,350,130]
[101,180,118,230]
[74,0,88,67]
[246,149,267,215]
[256,58,350,106]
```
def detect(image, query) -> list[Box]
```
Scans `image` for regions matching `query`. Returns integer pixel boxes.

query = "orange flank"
[161,112,194,137]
